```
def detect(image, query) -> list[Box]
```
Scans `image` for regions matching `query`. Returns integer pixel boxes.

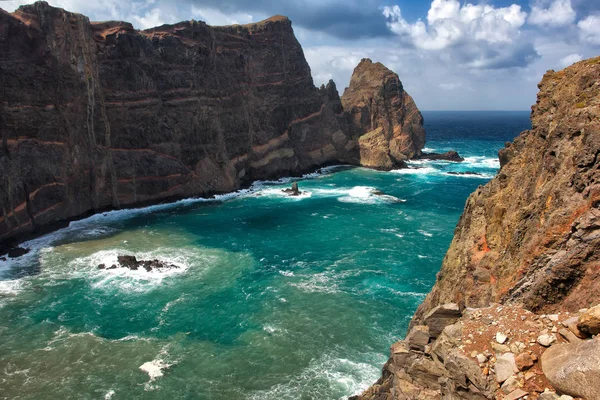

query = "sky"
[2,0,600,110]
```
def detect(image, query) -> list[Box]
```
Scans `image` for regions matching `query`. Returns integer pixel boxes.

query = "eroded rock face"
[0,2,361,243]
[412,57,600,320]
[341,58,426,170]
[0,4,428,245]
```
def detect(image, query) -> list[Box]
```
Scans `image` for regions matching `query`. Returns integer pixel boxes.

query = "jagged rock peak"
[341,59,425,170]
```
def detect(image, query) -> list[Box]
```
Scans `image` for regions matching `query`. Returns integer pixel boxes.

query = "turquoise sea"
[0,111,530,399]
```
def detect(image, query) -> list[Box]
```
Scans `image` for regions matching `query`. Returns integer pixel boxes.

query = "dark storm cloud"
[184,0,393,39]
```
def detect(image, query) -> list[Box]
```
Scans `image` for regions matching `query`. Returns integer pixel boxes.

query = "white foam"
[418,230,434,237]
[463,156,500,169]
[58,248,196,293]
[139,359,171,381]
[392,166,439,175]
[336,186,404,205]
[257,188,313,200]
[247,352,385,400]
[278,270,294,277]
[104,390,115,400]
[0,279,23,297]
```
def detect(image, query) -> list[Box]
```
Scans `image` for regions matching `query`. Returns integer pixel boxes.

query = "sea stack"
[341,58,426,170]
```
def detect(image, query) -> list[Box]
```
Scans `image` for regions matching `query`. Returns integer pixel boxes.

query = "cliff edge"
[353,56,600,400]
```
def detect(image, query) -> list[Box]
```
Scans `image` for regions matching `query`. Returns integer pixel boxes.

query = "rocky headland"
[0,1,443,249]
[353,57,600,399]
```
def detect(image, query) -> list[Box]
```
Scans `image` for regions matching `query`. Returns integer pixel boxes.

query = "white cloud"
[559,53,582,67]
[578,15,600,45]
[190,6,254,26]
[384,1,527,50]
[528,0,576,27]
[129,8,165,29]
[383,1,531,69]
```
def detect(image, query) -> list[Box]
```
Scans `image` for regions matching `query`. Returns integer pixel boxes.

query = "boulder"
[7,247,30,258]
[423,303,462,338]
[501,376,520,393]
[117,255,139,270]
[406,325,430,351]
[541,338,600,400]
[537,333,556,347]
[495,353,518,383]
[577,304,600,336]
[515,353,535,371]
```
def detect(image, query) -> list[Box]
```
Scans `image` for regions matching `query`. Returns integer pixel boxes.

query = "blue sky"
[3,0,600,110]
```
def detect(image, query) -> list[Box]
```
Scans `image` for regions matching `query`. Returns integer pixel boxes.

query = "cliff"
[0,2,427,246]
[353,57,600,399]
[414,56,600,320]
[341,59,425,169]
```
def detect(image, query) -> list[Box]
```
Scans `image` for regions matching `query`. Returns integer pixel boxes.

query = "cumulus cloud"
[559,53,582,67]
[383,1,534,69]
[528,0,576,27]
[578,15,600,45]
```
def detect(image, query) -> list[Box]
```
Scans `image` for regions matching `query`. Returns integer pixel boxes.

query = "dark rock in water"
[446,171,482,176]
[98,255,181,271]
[0,257,6,262]
[282,182,301,196]
[7,247,30,258]
[418,151,464,162]
[117,255,139,270]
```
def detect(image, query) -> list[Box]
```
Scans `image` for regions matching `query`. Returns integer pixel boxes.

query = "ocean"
[0,111,531,399]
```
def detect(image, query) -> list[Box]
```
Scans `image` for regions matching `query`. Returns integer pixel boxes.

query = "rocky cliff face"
[341,59,425,170]
[354,57,600,400]
[414,57,600,320]
[0,2,427,246]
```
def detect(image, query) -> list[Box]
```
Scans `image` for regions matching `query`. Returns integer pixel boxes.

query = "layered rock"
[341,58,426,170]
[0,2,359,244]
[0,2,429,246]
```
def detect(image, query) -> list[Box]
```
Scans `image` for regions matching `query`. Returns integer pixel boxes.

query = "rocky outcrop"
[0,3,428,247]
[341,58,426,170]
[98,255,179,271]
[418,151,465,162]
[355,302,600,400]
[412,56,600,321]
[356,56,600,400]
